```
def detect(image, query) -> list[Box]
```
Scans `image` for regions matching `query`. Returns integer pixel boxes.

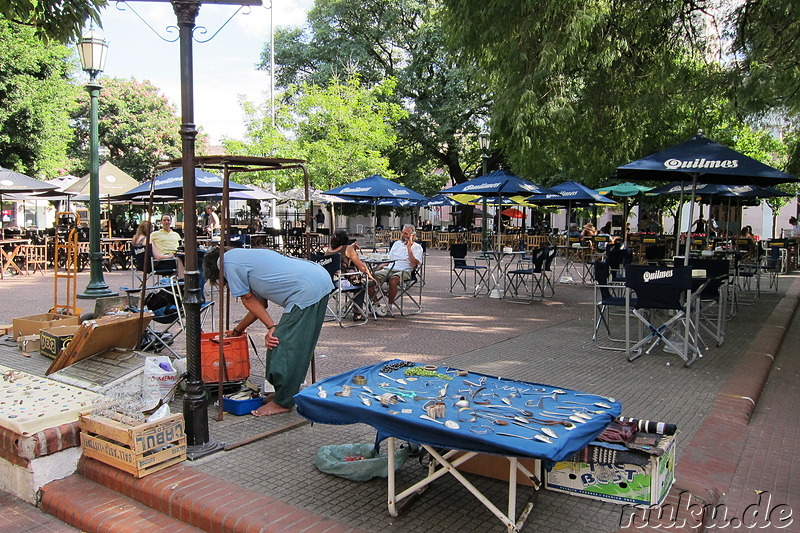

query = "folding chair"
[539,246,558,298]
[683,258,728,347]
[312,253,370,327]
[131,244,178,287]
[449,243,488,296]
[126,277,215,358]
[625,265,697,366]
[605,242,633,282]
[505,247,547,304]
[761,245,783,291]
[394,242,426,316]
[592,261,633,351]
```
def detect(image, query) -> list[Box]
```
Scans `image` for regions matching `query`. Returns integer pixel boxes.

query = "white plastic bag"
[142,356,178,410]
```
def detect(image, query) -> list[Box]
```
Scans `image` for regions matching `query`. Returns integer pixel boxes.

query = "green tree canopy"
[263,0,489,192]
[0,20,79,177]
[228,76,406,192]
[1,0,106,43]
[70,77,182,181]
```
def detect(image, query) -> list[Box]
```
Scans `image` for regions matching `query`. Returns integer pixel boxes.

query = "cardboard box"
[451,451,541,488]
[17,334,40,354]
[79,412,186,478]
[12,313,80,340]
[39,325,81,360]
[544,434,675,507]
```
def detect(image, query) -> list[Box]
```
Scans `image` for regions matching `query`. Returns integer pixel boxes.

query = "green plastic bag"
[314,443,410,481]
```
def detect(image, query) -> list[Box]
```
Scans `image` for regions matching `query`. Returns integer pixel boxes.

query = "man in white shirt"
[369,224,423,316]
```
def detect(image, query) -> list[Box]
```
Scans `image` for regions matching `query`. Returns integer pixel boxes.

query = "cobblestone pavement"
[0,250,795,532]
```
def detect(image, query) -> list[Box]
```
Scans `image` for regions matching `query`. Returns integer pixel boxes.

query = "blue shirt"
[223,249,333,313]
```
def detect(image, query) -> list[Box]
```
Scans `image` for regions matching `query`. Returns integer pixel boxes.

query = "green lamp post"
[77,28,114,299]
[478,129,490,253]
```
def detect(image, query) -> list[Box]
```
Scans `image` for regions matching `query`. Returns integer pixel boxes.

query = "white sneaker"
[375,304,389,317]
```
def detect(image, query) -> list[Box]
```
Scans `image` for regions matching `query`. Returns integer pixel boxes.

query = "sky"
[97,0,313,145]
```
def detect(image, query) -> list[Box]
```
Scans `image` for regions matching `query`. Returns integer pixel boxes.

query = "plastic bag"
[142,356,178,410]
[314,443,410,481]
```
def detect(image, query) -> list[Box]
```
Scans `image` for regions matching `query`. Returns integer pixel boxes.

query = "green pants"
[266,296,327,408]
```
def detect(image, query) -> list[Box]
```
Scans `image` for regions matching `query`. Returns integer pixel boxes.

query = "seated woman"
[580,223,597,247]
[150,214,184,278]
[327,229,374,320]
[132,220,151,247]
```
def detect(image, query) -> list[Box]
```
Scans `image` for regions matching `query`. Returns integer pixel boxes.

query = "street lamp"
[478,129,490,253]
[77,28,114,299]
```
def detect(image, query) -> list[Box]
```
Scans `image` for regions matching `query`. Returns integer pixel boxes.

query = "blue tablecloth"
[295,359,621,469]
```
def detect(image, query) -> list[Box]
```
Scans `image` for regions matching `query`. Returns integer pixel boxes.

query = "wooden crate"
[79,412,186,478]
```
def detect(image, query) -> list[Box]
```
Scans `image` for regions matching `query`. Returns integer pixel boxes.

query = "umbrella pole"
[683,176,698,266]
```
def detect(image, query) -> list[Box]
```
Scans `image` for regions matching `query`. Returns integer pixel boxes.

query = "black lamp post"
[478,129,490,253]
[77,29,114,299]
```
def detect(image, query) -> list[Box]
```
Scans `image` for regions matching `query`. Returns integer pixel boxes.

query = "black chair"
[312,253,369,327]
[592,261,634,351]
[505,247,547,304]
[606,242,633,282]
[761,245,783,291]
[625,265,696,366]
[683,258,729,347]
[449,243,488,296]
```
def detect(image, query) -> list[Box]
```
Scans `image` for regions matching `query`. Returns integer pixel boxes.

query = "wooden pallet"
[79,412,186,478]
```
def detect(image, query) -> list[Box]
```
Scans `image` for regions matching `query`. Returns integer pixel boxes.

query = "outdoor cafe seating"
[312,252,369,328]
[448,243,488,296]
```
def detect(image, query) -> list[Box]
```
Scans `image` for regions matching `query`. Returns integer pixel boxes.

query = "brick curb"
[612,277,800,533]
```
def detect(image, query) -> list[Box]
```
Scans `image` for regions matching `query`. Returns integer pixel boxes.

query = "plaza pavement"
[0,248,797,532]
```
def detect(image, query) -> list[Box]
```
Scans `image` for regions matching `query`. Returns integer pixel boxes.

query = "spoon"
[497,432,553,444]
[379,372,408,385]
[420,415,460,429]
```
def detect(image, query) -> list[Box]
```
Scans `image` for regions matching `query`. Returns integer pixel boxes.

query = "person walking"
[203,247,333,416]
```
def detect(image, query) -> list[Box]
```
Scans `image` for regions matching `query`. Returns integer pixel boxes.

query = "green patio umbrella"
[595,182,653,242]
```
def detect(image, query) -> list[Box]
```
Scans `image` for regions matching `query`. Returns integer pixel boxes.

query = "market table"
[295,359,621,532]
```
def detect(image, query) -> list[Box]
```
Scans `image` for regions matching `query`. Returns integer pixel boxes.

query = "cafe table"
[479,249,524,298]
[295,359,620,532]
[360,254,395,318]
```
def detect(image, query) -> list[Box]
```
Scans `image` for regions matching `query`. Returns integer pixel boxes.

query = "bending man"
[203,247,333,416]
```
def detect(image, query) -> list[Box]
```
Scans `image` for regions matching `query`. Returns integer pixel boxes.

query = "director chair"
[624,265,697,366]
[449,243,488,296]
[505,247,547,304]
[592,261,634,351]
[312,253,370,327]
[393,242,426,316]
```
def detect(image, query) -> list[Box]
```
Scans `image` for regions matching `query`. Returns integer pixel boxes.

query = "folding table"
[295,359,621,532]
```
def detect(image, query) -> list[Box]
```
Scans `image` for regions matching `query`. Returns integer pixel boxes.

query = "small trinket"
[317,386,327,398]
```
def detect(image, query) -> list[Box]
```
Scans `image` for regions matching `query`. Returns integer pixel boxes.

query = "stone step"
[40,474,203,532]
[41,457,364,533]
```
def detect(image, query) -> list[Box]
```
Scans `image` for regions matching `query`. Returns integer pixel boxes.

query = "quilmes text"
[643,270,674,282]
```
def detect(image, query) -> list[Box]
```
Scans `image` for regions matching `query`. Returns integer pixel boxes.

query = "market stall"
[295,359,621,531]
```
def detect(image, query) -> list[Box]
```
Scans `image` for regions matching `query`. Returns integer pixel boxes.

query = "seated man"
[369,224,423,316]
[150,213,184,278]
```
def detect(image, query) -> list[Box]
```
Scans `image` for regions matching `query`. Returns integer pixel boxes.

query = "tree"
[1,0,106,43]
[443,1,739,186]
[70,78,182,181]
[229,76,406,192]
[262,0,490,193]
[0,20,79,177]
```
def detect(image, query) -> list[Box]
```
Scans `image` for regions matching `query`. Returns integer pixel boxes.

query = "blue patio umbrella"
[616,133,798,265]
[0,167,58,238]
[423,194,462,207]
[113,167,250,200]
[324,175,427,246]
[441,170,552,250]
[526,181,616,232]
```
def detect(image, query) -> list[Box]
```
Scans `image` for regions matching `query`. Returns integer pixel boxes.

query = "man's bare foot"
[251,401,291,417]
[261,392,275,403]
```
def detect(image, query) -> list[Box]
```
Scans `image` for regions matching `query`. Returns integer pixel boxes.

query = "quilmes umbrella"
[616,133,798,264]
[423,194,462,207]
[113,167,250,200]
[0,167,58,237]
[324,174,427,246]
[441,169,552,251]
[526,181,616,234]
